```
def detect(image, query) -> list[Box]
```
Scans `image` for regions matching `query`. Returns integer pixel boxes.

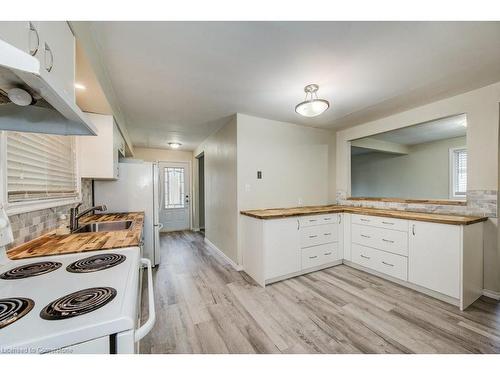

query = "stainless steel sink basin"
[74,220,133,233]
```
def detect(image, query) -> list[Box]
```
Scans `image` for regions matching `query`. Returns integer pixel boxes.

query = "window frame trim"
[449,146,467,200]
[0,132,82,215]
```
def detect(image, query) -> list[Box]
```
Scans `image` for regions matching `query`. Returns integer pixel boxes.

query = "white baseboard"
[482,289,500,300]
[204,238,243,271]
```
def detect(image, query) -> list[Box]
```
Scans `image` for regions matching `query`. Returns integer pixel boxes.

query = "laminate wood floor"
[140,231,500,354]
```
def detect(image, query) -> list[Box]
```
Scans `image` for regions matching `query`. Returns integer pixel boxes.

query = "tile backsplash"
[7,179,93,249]
[336,189,498,218]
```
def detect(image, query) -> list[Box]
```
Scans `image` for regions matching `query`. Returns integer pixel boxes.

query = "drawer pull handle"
[324,252,332,256]
[382,221,394,225]
[360,254,370,259]
[324,233,332,236]
[382,261,394,267]
[309,256,318,259]
[360,218,370,222]
[309,219,317,222]
[360,234,371,238]
[382,239,394,243]
[323,218,331,221]
[309,235,318,238]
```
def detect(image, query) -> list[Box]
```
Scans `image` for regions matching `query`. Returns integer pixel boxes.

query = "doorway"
[197,153,205,233]
[158,161,191,232]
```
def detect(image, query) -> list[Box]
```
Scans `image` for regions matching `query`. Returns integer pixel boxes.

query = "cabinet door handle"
[360,234,371,238]
[323,217,331,221]
[360,218,370,222]
[382,261,394,267]
[382,238,394,243]
[309,255,318,259]
[412,224,416,236]
[297,219,300,230]
[382,221,394,225]
[339,215,342,224]
[44,43,54,72]
[309,219,317,222]
[324,252,332,256]
[360,254,371,259]
[324,232,332,236]
[309,235,318,238]
[29,22,40,56]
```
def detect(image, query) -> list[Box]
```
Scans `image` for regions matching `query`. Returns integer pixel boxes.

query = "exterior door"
[159,161,191,231]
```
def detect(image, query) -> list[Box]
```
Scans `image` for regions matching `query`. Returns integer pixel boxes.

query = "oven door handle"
[135,258,156,342]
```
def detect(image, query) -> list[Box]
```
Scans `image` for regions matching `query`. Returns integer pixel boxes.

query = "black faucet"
[69,203,108,233]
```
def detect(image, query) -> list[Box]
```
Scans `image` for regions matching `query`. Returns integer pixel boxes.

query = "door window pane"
[165,167,185,208]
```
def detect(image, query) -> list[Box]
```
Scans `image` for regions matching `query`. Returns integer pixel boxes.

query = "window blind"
[7,132,78,202]
[453,148,467,196]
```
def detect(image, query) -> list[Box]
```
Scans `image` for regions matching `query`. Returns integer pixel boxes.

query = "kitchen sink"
[74,220,133,233]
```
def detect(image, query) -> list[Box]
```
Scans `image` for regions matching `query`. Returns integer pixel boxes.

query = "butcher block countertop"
[240,205,488,225]
[7,212,144,260]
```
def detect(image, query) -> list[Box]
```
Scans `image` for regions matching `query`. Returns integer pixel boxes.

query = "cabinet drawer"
[352,224,408,256]
[302,243,340,270]
[301,224,338,248]
[299,214,339,228]
[351,243,408,281]
[351,214,408,232]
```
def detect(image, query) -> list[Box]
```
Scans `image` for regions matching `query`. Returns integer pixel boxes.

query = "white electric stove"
[0,247,155,354]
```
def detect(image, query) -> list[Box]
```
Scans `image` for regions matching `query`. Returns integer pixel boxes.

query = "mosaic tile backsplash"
[7,179,93,249]
[336,189,497,218]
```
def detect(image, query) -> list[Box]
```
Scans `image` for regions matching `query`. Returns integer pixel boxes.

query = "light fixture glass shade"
[168,142,181,149]
[295,99,329,117]
[295,84,330,117]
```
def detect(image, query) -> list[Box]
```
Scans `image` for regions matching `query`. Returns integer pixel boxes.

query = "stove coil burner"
[0,261,62,280]
[40,287,117,320]
[0,297,35,329]
[66,253,126,273]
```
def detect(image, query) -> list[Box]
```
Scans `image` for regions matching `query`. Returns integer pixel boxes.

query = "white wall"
[237,113,331,211]
[351,136,466,199]
[335,81,500,292]
[193,116,238,263]
[236,113,333,264]
[133,147,193,163]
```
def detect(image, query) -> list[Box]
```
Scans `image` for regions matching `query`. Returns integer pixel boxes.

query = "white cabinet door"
[38,22,75,102]
[408,221,461,298]
[0,21,34,54]
[264,218,300,280]
[78,113,117,179]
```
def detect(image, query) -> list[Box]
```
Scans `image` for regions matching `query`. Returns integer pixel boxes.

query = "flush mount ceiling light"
[295,84,330,118]
[168,142,182,149]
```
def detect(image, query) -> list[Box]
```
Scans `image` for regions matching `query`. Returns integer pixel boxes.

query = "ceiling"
[75,21,500,151]
[369,113,467,145]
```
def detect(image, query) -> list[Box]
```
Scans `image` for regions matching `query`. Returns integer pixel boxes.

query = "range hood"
[0,39,97,136]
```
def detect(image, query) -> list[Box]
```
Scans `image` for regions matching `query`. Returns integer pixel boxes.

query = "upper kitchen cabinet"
[78,113,125,179]
[0,21,75,102]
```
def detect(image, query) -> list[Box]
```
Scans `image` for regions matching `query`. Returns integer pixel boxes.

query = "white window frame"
[449,146,467,200]
[0,132,82,215]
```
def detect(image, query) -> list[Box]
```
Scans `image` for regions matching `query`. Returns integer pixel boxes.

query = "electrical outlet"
[257,171,262,179]
[298,198,303,205]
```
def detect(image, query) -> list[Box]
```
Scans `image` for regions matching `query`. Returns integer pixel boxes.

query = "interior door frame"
[157,160,192,232]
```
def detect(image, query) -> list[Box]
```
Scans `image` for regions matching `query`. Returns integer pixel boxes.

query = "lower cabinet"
[408,221,460,299]
[241,214,342,286]
[241,211,484,310]
[348,214,484,310]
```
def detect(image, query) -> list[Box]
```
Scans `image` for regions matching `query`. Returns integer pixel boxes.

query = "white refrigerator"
[94,161,161,266]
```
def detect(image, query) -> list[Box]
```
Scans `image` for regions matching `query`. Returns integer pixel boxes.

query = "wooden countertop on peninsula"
[240,205,488,225]
[7,212,145,260]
